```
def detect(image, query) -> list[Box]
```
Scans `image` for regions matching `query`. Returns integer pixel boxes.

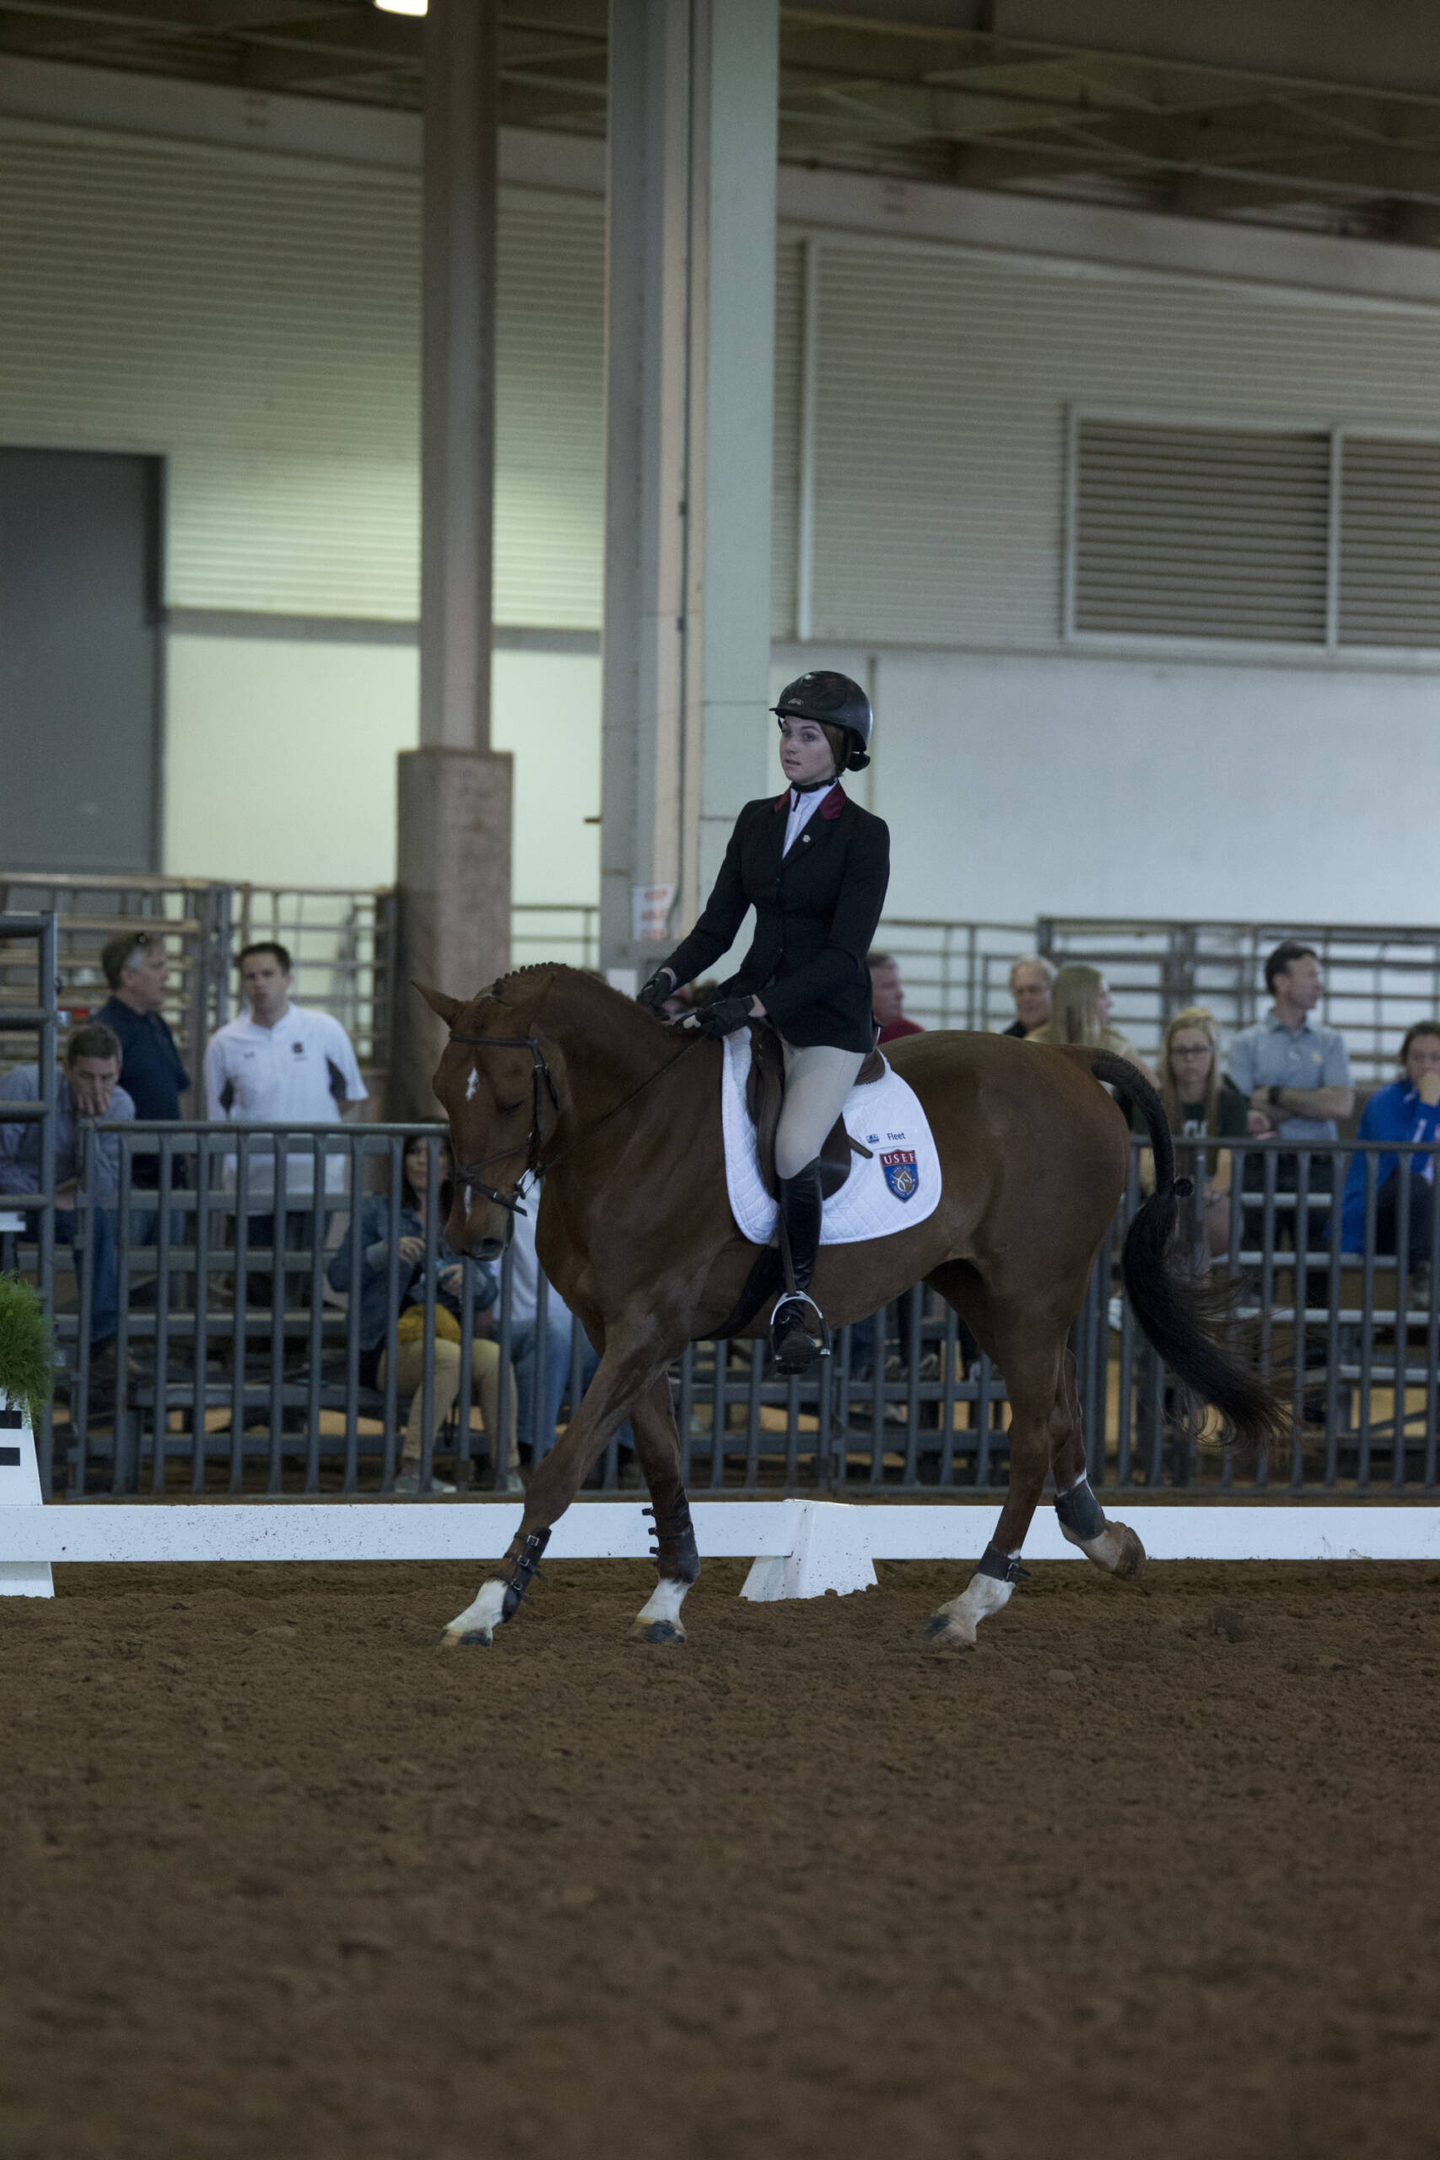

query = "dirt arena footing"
[3,1557,1438,2160]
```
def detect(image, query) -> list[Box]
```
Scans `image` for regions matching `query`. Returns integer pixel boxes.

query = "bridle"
[444,1010,702,1221]
[444,1031,559,1218]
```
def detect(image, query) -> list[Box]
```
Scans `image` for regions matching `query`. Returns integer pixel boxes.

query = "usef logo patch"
[881,1148,919,1201]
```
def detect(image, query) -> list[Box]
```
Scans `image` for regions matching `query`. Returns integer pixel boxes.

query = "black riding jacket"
[661,785,891,1054]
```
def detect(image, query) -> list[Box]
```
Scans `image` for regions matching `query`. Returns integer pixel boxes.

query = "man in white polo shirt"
[204,942,368,1311]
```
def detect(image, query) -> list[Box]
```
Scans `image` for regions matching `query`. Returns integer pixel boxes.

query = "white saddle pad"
[721,1030,942,1247]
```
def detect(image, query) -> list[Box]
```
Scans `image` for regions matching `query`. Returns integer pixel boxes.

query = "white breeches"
[775,1043,866,1181]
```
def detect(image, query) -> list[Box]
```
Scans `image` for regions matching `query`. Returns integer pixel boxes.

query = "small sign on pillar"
[631,883,676,947]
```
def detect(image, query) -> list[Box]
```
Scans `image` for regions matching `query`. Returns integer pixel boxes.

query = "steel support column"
[395,0,512,1114]
[600,0,779,980]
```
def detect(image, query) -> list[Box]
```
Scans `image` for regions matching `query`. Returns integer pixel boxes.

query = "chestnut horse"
[417,967,1282,1651]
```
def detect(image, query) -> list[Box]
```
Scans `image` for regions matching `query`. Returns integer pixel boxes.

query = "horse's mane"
[485,961,667,1028]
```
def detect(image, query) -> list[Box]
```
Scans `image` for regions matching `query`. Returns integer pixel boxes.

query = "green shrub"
[0,1272,55,1421]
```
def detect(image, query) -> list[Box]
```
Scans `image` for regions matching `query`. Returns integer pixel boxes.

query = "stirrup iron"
[769,1289,831,1374]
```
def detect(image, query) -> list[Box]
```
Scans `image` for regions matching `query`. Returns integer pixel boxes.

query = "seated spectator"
[868,951,923,1044]
[1147,1008,1249,1256]
[1001,956,1053,1039]
[91,932,190,1186]
[0,1023,135,1385]
[1338,1022,1440,1287]
[1029,964,1152,1079]
[1226,941,1353,1251]
[205,942,369,1312]
[326,1136,517,1494]
[506,1192,634,1477]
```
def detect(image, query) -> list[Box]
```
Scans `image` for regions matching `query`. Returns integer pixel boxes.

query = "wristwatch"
[1268,1085,1285,1109]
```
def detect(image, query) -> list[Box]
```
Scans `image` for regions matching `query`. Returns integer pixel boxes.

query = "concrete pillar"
[600,0,779,982]
[394,0,513,1116]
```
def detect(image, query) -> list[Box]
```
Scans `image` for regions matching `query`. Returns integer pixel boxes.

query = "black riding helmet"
[771,671,872,773]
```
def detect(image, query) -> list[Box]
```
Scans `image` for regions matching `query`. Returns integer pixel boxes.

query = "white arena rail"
[4,1397,1439,1600]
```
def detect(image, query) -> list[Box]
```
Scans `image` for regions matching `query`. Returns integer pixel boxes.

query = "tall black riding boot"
[771,1156,827,1374]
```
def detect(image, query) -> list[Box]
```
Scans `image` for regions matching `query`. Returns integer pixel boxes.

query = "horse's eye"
[499,1100,525,1117]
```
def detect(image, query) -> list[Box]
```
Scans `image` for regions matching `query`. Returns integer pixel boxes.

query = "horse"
[416,965,1285,1651]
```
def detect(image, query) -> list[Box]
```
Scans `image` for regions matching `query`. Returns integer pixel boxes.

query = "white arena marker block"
[741,1501,878,1602]
[0,1391,52,1598]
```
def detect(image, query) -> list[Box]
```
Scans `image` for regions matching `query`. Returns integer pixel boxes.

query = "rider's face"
[778,718,836,790]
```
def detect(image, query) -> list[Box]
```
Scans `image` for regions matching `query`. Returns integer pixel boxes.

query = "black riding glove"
[693,995,754,1039]
[637,967,676,1013]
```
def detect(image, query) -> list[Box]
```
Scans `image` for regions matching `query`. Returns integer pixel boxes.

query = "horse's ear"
[412,981,464,1026]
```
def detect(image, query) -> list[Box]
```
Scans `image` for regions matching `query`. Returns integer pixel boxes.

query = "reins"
[445,1011,703,1218]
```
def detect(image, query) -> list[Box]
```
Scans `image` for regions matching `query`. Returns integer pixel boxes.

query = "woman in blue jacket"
[328,1135,517,1493]
[1338,1022,1440,1278]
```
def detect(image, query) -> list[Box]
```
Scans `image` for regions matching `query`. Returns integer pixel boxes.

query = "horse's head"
[416,979,565,1261]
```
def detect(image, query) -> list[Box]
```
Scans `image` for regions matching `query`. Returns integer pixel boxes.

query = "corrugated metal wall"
[0,122,424,619]
[0,118,803,635]
[8,115,1440,648]
[806,240,1440,650]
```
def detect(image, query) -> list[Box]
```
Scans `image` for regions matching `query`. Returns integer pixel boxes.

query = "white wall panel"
[164,634,602,899]
[859,646,1440,926]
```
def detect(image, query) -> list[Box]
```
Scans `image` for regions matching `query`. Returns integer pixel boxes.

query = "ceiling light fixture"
[374,0,427,16]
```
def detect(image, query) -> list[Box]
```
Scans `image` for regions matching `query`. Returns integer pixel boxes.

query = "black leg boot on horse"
[770,1156,828,1374]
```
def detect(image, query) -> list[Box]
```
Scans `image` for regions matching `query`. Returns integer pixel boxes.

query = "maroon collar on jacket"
[772,782,846,818]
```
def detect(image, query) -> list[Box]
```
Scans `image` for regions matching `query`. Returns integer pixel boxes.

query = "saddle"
[745,1021,884,1200]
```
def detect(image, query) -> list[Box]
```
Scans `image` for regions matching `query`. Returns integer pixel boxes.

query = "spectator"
[1338,1022,1440,1287]
[1148,1007,1249,1257]
[1226,941,1353,1254]
[327,1136,517,1494]
[868,951,923,1045]
[506,1193,635,1477]
[204,943,369,1308]
[91,931,190,1197]
[1228,943,1353,1145]
[1030,964,1152,1079]
[0,1023,134,1382]
[1001,955,1053,1039]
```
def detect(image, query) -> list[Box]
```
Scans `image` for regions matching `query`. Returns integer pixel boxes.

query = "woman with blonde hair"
[1149,1006,1249,1257]
[1030,963,1152,1080]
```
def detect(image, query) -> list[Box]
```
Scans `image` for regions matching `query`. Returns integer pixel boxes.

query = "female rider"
[637,671,890,1374]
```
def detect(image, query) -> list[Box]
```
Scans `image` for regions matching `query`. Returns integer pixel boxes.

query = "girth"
[744,1021,884,1201]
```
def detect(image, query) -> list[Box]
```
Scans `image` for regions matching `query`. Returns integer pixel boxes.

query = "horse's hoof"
[1110,1524,1146,1581]
[439,1626,492,1649]
[635,1619,686,1645]
[925,1612,976,1649]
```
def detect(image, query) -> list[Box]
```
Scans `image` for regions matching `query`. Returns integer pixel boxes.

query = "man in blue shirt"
[92,932,190,1189]
[1226,941,1354,1275]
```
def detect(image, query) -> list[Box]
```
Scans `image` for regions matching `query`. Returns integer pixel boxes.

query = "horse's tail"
[1088,1051,1290,1452]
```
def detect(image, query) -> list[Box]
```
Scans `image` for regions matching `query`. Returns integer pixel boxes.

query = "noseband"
[445,1030,559,1218]
[444,996,702,1224]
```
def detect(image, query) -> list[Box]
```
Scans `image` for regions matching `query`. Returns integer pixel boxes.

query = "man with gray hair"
[1001,955,1053,1039]
[92,931,190,1186]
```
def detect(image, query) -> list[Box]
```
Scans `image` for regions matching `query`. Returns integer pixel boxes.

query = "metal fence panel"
[4,1117,1440,1501]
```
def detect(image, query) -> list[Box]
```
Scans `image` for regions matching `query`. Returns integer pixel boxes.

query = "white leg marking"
[465,1066,479,1103]
[633,1575,691,1643]
[927,1565,1016,1648]
[1074,1522,1143,1576]
[441,1576,509,1647]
